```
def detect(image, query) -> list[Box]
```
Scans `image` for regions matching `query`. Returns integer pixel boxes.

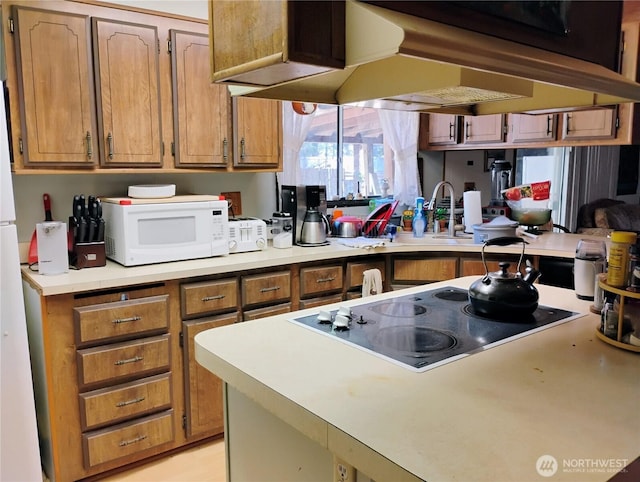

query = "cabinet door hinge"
[161,141,165,157]
[182,414,187,430]
[179,331,184,348]
[171,141,175,156]
[167,39,172,54]
[18,137,23,154]
[8,17,14,34]
[615,116,620,130]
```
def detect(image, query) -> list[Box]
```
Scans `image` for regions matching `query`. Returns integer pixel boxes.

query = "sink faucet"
[427,181,457,237]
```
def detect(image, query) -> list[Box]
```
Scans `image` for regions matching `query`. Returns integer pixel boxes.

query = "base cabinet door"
[392,256,458,285]
[183,313,238,438]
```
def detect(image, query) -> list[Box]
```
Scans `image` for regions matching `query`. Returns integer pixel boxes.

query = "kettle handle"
[321,213,331,235]
[481,236,528,275]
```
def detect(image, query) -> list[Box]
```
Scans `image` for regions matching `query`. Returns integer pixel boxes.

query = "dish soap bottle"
[413,197,426,238]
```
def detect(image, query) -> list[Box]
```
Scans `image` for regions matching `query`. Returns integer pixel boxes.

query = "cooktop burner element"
[290,286,579,372]
[369,301,428,317]
[372,326,457,356]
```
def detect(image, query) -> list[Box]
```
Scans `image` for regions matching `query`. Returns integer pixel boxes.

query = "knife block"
[73,241,106,268]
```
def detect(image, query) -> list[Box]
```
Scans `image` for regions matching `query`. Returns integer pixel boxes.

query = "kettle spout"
[523,260,541,285]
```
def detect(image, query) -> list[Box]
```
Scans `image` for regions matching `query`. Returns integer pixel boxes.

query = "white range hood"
[228,1,640,115]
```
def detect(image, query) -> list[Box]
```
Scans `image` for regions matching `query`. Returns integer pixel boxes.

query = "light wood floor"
[99,438,226,482]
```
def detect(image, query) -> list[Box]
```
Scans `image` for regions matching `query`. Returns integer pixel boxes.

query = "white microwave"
[102,196,229,266]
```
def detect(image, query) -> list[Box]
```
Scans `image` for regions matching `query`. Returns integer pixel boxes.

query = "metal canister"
[628,243,640,292]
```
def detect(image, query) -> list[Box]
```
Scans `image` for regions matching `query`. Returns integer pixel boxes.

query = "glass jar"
[607,231,637,288]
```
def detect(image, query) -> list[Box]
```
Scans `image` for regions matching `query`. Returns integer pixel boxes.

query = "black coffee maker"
[281,185,328,245]
[490,160,513,206]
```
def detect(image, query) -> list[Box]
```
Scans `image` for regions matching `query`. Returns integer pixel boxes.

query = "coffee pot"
[299,208,330,245]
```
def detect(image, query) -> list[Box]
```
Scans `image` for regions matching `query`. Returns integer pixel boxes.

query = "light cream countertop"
[21,232,606,296]
[195,277,639,482]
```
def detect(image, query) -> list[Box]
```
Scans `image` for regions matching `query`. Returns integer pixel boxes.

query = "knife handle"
[96,218,105,242]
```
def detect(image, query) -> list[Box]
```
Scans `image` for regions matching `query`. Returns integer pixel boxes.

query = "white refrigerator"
[0,83,42,479]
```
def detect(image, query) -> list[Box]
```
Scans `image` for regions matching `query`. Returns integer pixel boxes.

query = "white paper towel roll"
[463,191,483,233]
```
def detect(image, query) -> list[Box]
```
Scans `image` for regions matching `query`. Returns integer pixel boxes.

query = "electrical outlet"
[221,191,242,217]
[334,456,356,482]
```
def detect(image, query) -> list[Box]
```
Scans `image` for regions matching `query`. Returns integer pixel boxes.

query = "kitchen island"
[195,277,639,482]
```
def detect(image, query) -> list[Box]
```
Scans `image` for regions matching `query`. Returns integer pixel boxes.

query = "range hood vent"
[227,1,640,115]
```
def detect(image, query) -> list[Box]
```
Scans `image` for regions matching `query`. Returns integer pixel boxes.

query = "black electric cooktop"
[289,287,579,372]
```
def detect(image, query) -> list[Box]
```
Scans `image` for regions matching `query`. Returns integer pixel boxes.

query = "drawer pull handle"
[317,277,335,283]
[202,295,225,302]
[116,396,146,408]
[260,286,280,293]
[112,316,141,324]
[119,434,147,447]
[114,356,143,366]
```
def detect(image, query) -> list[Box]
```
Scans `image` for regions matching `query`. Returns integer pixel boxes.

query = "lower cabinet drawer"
[82,410,175,468]
[300,265,343,297]
[181,278,239,318]
[241,271,291,307]
[77,334,171,389]
[78,373,173,431]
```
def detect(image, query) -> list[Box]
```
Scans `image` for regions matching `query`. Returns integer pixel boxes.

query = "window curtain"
[278,102,317,186]
[378,110,421,207]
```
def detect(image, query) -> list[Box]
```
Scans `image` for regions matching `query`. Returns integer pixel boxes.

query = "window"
[294,104,393,200]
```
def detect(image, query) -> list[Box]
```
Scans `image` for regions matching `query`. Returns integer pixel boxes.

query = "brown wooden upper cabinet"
[561,108,617,141]
[170,30,231,168]
[462,115,505,144]
[92,18,162,167]
[426,114,458,146]
[427,113,505,147]
[208,0,345,86]
[12,7,99,167]
[507,114,557,143]
[232,97,282,168]
[12,6,163,168]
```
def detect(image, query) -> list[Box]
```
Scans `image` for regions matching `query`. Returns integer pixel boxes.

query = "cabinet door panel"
[183,314,238,437]
[233,97,281,168]
[562,108,616,140]
[463,115,504,144]
[508,114,556,142]
[93,19,162,166]
[171,30,230,167]
[428,114,458,145]
[13,7,98,166]
[393,257,457,283]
